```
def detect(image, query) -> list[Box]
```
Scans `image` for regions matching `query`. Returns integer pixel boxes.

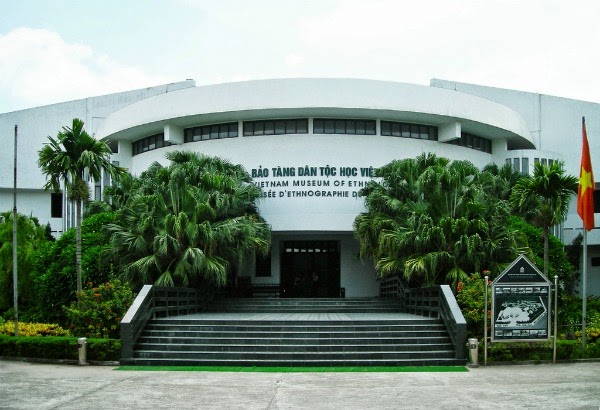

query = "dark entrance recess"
[280,240,340,298]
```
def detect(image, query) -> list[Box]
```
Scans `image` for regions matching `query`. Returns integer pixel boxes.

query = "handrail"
[404,285,467,360]
[120,285,206,360]
[379,275,406,307]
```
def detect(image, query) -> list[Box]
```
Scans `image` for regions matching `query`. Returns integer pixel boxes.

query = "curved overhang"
[96,78,535,149]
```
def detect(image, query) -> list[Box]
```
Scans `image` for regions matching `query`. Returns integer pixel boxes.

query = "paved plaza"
[0,360,599,409]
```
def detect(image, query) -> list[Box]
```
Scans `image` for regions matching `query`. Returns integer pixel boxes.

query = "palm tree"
[108,151,271,289]
[355,154,523,287]
[38,118,125,292]
[510,161,578,277]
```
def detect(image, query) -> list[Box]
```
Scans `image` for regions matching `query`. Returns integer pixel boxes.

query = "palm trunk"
[76,198,82,293]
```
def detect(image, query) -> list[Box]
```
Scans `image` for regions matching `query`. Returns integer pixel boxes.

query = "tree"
[0,212,49,312]
[354,154,525,288]
[510,162,578,277]
[107,151,271,289]
[482,162,524,200]
[38,118,126,293]
[28,211,117,325]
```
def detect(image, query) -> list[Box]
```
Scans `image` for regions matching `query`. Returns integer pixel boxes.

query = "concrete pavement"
[1,360,599,409]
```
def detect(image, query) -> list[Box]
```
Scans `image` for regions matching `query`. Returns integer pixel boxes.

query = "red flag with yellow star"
[578,117,595,231]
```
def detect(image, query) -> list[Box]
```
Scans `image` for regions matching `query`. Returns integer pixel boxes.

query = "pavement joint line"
[46,375,136,410]
[267,375,283,409]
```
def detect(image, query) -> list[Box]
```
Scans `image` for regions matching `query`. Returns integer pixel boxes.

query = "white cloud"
[289,0,600,102]
[284,53,304,68]
[0,28,169,111]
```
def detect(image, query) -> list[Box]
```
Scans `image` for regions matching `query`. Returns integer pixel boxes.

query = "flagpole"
[582,229,587,350]
[578,115,593,351]
[13,125,18,337]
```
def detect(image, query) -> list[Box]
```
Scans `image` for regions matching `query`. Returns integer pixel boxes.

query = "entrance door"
[280,240,340,298]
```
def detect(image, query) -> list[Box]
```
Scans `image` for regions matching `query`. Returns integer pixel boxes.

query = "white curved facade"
[2,78,599,297]
[98,79,534,234]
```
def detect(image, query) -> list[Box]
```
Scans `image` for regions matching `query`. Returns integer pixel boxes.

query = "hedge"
[485,339,600,363]
[0,335,121,362]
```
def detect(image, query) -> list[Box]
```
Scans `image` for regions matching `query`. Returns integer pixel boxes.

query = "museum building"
[1,78,599,297]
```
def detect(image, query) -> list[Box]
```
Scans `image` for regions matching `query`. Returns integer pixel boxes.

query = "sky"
[1,0,600,113]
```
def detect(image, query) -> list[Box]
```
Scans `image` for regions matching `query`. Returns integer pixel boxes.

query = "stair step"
[134,350,457,360]
[125,297,464,367]
[135,343,454,352]
[121,357,466,367]
[137,336,452,345]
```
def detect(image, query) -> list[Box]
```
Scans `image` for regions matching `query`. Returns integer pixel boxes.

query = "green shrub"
[28,211,116,325]
[483,339,599,362]
[64,279,135,339]
[0,335,76,360]
[0,321,70,336]
[0,335,121,361]
[456,273,491,339]
[86,338,121,361]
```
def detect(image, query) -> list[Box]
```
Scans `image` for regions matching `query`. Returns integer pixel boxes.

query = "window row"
[446,132,492,154]
[507,157,530,176]
[131,121,492,155]
[132,133,172,156]
[381,121,437,141]
[184,122,238,142]
[313,119,376,135]
[507,157,558,176]
[243,119,308,136]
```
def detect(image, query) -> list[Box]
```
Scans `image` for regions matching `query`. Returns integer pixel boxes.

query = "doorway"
[280,240,340,298]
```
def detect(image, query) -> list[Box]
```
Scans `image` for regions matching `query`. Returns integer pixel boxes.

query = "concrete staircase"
[122,298,465,366]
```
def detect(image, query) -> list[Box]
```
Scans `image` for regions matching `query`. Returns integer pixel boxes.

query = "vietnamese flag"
[578,117,595,231]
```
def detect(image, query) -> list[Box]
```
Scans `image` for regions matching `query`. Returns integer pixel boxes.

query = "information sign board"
[491,255,551,342]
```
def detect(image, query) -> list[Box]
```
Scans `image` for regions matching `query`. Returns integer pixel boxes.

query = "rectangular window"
[365,121,376,135]
[594,188,600,213]
[201,127,210,140]
[324,120,334,133]
[210,125,219,138]
[313,119,376,135]
[402,124,410,138]
[355,120,366,135]
[184,122,239,141]
[465,134,473,148]
[296,120,308,133]
[346,121,356,134]
[445,132,491,154]
[264,121,275,135]
[242,119,308,136]
[521,157,529,175]
[313,119,324,134]
[243,122,253,136]
[275,120,286,134]
[410,124,419,139]
[109,140,119,153]
[380,121,391,135]
[51,192,63,218]
[103,169,110,187]
[218,124,229,139]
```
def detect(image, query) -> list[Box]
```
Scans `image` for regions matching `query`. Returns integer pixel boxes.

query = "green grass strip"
[117,365,468,373]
